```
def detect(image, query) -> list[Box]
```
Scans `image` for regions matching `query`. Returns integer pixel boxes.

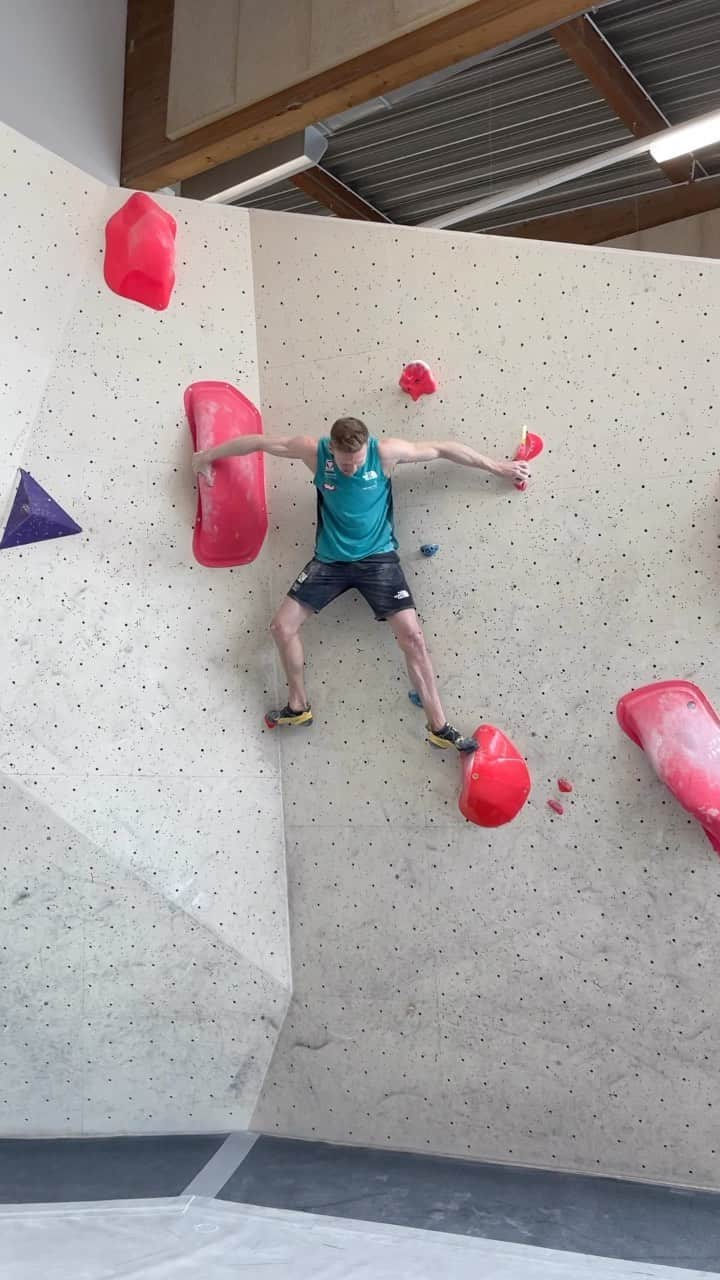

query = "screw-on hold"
[408,690,423,707]
[420,544,439,557]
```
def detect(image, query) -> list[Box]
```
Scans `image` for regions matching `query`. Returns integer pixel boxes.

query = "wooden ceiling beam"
[122,0,605,191]
[122,0,175,188]
[290,167,391,222]
[485,174,720,244]
[551,15,695,184]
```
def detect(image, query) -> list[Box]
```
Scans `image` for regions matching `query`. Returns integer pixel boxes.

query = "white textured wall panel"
[0,132,290,1135]
[248,211,720,1187]
[0,126,107,511]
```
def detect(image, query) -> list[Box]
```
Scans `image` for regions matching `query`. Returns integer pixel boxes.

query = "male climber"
[193,418,528,752]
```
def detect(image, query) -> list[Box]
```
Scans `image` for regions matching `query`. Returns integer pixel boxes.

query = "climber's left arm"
[379,438,528,482]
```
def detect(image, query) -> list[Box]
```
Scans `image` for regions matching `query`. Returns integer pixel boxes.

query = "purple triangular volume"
[0,469,81,550]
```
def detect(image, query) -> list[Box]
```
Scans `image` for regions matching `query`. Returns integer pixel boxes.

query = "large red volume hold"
[617,680,720,856]
[185,381,268,568]
[459,724,531,828]
[104,192,177,310]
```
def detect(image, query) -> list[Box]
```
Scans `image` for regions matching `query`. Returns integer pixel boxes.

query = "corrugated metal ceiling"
[238,0,720,231]
[240,178,332,218]
[599,0,720,170]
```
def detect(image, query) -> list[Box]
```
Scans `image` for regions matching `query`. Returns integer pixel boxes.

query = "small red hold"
[513,430,544,491]
[399,361,438,401]
[557,778,573,793]
[547,798,564,815]
[104,192,177,310]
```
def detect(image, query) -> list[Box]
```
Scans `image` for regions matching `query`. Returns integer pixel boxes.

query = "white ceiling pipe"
[419,106,720,230]
[180,127,327,203]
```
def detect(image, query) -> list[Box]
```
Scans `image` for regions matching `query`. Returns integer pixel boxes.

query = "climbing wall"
[0,127,290,1135]
[248,210,720,1187]
[0,125,106,517]
[3,118,720,1185]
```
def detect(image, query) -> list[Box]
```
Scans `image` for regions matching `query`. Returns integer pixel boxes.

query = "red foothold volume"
[547,798,564,815]
[557,778,573,793]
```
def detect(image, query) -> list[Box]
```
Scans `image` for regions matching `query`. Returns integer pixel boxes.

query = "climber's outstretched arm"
[193,435,317,479]
[379,438,528,483]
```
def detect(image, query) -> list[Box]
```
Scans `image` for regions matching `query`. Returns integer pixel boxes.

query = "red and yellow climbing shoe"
[427,722,478,753]
[264,704,313,730]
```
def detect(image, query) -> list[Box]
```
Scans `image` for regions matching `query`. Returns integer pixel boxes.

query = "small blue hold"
[408,690,423,707]
[420,543,439,557]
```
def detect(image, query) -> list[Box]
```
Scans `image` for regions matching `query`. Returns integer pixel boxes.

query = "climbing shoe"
[264,703,313,730]
[427,722,478,753]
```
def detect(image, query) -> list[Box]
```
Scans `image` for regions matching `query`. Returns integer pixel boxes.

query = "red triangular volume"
[0,470,81,550]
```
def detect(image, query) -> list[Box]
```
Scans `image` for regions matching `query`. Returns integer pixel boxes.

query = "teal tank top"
[314,437,398,563]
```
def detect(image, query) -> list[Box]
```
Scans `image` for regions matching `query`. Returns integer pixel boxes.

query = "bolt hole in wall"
[2,125,720,1194]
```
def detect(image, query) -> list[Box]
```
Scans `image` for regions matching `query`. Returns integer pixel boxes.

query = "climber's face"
[331,444,368,476]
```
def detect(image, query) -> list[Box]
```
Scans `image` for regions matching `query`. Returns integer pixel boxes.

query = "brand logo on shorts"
[394,590,410,600]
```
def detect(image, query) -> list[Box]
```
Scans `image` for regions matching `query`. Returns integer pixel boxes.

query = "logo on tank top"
[362,470,378,481]
[325,459,335,471]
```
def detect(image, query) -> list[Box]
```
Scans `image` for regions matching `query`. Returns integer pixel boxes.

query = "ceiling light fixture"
[421,107,720,231]
[649,109,720,164]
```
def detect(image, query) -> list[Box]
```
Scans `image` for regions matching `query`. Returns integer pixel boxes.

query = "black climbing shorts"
[287,552,415,621]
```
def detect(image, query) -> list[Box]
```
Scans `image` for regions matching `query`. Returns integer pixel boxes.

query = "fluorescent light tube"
[650,110,720,163]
